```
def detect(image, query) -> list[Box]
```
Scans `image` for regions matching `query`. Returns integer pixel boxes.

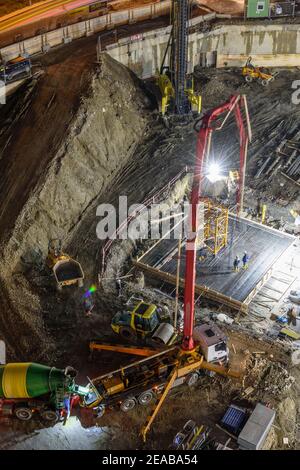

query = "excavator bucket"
[53,259,84,289]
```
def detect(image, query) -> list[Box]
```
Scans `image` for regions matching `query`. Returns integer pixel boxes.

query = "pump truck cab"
[111,299,177,345]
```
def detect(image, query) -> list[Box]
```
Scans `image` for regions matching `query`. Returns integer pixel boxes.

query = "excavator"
[84,94,252,441]
[110,299,177,345]
[242,57,277,87]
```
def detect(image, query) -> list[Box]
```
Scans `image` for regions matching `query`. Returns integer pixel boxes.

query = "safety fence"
[269,1,296,18]
[99,166,191,279]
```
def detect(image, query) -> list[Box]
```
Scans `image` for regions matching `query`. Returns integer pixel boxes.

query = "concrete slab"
[136,215,295,309]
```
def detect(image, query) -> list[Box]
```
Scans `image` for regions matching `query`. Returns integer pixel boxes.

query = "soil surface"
[0,31,299,450]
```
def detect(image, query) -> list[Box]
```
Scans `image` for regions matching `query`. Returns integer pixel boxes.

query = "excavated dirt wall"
[0,52,152,360]
[1,54,149,270]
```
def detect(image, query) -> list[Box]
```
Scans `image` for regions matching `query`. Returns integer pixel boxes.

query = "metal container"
[238,403,276,450]
[152,323,175,345]
[246,0,270,18]
[221,404,247,435]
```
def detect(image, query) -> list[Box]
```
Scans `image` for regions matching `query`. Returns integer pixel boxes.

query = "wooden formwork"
[133,259,249,314]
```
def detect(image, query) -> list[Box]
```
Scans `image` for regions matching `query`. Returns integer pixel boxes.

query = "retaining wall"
[106,23,300,78]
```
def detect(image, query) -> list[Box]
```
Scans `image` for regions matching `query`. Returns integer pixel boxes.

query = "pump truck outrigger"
[83,95,251,442]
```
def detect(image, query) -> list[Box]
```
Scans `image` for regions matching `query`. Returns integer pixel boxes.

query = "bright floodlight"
[207,163,222,183]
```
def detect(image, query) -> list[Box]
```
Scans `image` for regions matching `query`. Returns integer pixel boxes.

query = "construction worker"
[198,247,206,262]
[83,296,94,317]
[242,251,250,270]
[233,256,240,272]
[63,395,71,425]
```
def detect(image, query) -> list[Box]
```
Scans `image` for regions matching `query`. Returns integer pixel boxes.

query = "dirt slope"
[0,51,152,360]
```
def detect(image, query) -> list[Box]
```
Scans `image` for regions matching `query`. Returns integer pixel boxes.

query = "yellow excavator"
[110,299,177,345]
[46,239,84,291]
[242,57,277,86]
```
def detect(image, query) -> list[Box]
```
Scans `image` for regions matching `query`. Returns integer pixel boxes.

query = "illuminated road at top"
[0,0,103,33]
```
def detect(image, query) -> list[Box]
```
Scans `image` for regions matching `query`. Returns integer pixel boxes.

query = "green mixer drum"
[0,363,68,399]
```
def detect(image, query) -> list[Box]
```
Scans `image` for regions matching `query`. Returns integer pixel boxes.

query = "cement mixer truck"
[0,363,89,422]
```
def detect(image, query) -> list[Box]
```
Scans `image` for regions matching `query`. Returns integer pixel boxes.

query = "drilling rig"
[158,0,201,115]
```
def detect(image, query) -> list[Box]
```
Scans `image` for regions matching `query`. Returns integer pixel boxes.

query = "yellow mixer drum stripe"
[2,363,31,398]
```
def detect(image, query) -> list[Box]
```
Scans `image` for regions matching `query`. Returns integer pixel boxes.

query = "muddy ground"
[0,32,299,449]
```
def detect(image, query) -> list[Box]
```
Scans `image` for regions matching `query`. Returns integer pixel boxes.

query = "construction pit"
[0,9,300,453]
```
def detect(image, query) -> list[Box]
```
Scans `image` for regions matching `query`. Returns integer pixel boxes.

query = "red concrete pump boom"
[182,95,252,351]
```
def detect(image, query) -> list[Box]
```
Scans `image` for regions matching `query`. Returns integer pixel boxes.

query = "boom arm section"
[182,95,251,351]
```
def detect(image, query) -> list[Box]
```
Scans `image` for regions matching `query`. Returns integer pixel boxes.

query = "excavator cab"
[47,238,63,267]
[111,301,176,345]
[111,302,161,341]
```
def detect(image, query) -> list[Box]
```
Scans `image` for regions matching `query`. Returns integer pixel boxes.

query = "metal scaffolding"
[203,199,229,256]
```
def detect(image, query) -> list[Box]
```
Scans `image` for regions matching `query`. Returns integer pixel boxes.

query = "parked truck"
[0,362,88,422]
[0,56,32,84]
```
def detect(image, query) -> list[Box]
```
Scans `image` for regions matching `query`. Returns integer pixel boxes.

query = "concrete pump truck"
[82,94,251,441]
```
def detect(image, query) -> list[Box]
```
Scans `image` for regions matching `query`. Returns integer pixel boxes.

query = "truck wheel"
[261,79,269,87]
[186,372,199,387]
[245,75,253,83]
[119,327,136,342]
[120,397,136,412]
[15,407,33,421]
[40,410,59,423]
[138,390,154,406]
